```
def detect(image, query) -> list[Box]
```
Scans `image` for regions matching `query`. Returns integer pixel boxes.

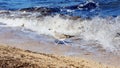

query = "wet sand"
[0,45,116,68]
[0,27,120,68]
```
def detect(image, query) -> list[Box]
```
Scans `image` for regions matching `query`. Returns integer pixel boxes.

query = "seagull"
[53,31,74,45]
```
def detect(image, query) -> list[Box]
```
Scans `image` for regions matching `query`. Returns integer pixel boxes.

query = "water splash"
[82,16,120,53]
[0,12,120,54]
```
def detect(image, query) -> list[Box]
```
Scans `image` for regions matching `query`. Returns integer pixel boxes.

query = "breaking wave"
[0,10,120,54]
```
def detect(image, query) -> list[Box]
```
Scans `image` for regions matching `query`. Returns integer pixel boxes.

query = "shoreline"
[0,45,118,68]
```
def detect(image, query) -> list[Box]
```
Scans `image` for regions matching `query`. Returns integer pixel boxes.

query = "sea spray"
[82,16,120,53]
[0,13,120,54]
[0,14,84,35]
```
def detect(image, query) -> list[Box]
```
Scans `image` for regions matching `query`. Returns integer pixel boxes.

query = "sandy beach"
[0,45,117,68]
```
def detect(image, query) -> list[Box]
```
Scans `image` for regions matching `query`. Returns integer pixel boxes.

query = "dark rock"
[19,7,34,12]
[64,5,78,9]
[78,2,97,10]
[20,7,60,12]
[0,11,10,14]
[68,16,81,20]
[20,7,60,15]
[63,2,97,10]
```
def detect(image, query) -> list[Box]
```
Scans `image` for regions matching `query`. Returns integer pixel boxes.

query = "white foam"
[0,15,84,35]
[82,16,120,52]
[0,14,120,53]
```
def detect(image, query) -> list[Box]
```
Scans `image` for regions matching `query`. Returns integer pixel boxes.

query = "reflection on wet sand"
[0,27,119,67]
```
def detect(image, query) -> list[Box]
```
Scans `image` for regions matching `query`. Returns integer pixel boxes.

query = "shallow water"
[0,26,119,67]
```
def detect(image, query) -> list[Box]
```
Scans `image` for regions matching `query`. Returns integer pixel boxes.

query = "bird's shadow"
[55,39,72,45]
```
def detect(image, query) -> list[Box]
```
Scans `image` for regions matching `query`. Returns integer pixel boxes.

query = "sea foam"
[0,12,120,54]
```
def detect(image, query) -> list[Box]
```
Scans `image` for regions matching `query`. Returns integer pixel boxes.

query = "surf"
[0,10,119,54]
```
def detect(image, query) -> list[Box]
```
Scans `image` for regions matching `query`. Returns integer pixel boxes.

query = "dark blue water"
[0,0,120,17]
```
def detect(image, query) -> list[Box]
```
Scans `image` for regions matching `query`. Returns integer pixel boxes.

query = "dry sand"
[0,45,116,68]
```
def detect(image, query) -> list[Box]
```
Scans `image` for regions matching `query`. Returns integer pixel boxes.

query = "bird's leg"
[21,24,25,32]
[55,40,59,45]
[55,39,69,45]
[62,41,68,45]
[70,42,74,46]
[21,27,25,31]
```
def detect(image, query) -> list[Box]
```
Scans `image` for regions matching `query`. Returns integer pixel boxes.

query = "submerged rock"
[78,2,97,10]
[64,2,97,10]
[19,7,60,15]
